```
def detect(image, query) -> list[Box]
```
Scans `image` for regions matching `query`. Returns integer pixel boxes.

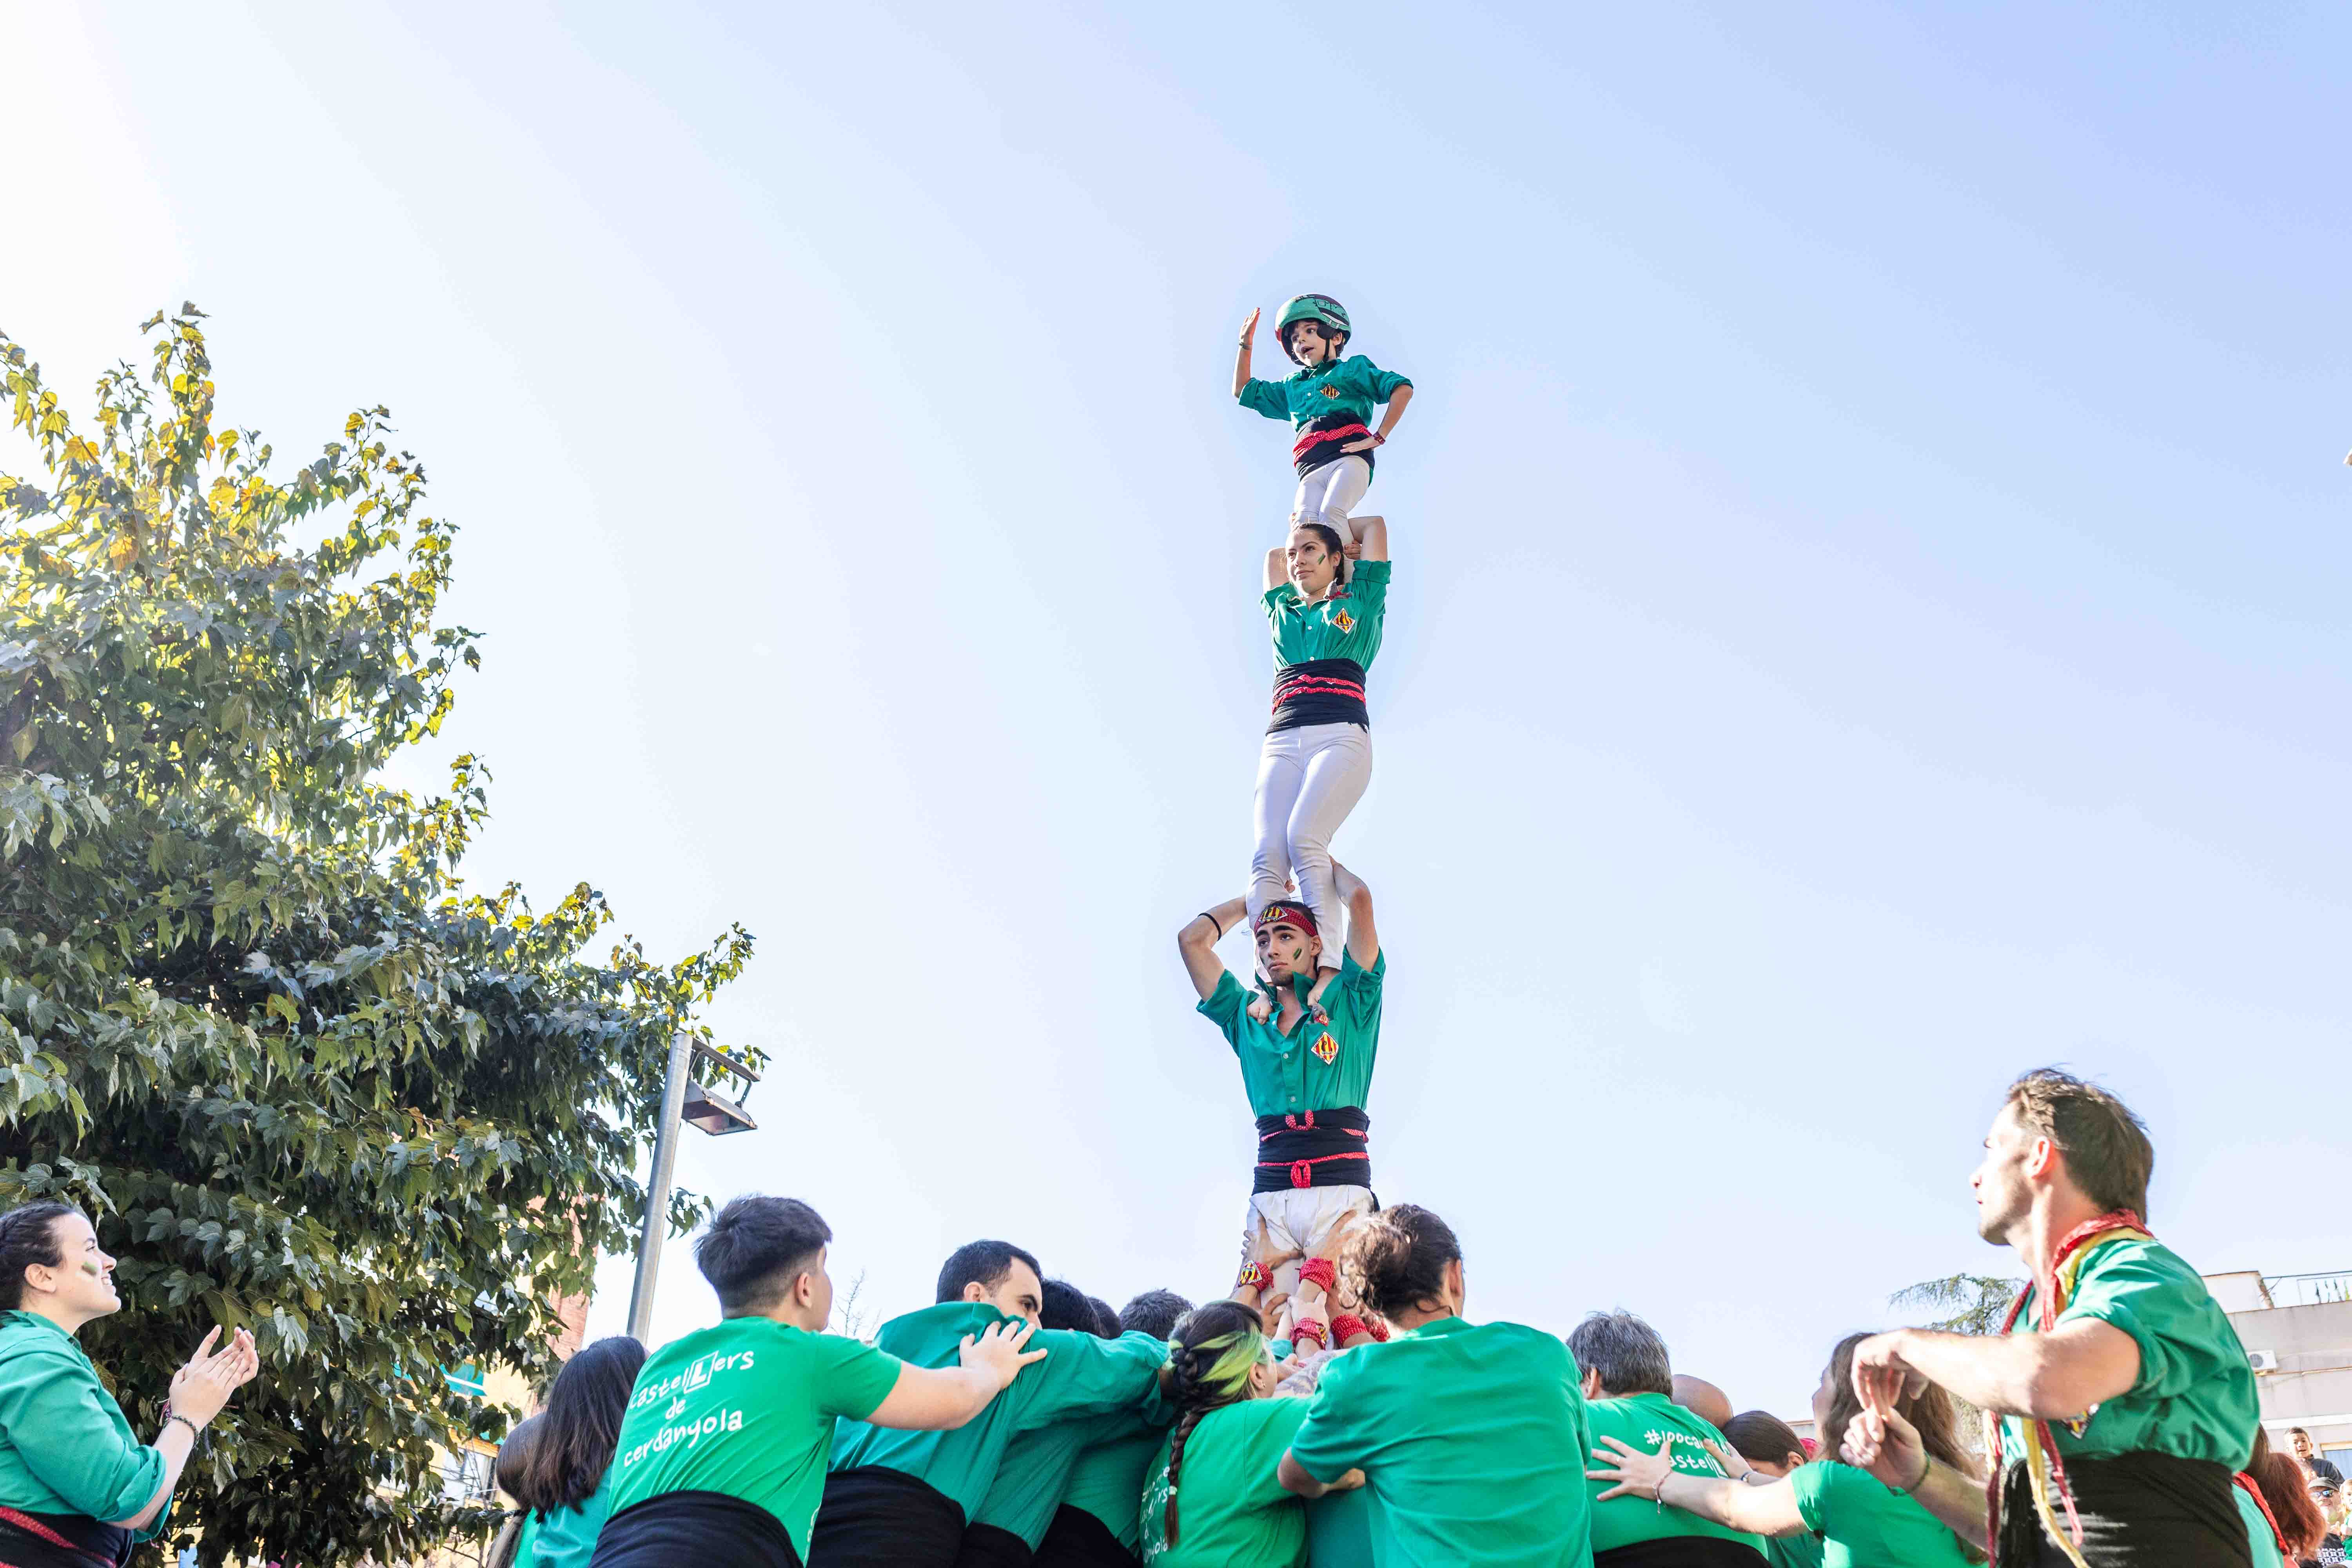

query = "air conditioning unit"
[2247,1350,2280,1372]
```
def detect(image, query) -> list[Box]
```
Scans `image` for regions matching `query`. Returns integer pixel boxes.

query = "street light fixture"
[626,1037,762,1342]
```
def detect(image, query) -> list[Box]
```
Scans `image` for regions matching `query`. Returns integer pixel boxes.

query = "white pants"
[1249,722,1372,971]
[1243,1185,1376,1300]
[1290,456,1370,544]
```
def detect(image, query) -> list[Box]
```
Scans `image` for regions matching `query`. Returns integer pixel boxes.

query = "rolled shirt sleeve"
[1341,357,1412,403]
[0,1343,165,1522]
[2056,1250,2191,1398]
[1012,1331,1169,1430]
[1237,378,1293,421]
[1196,971,1250,1053]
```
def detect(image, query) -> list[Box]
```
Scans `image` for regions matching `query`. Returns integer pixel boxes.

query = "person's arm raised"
[1850,1321,2138,1422]
[113,1327,259,1530]
[1838,1403,1989,1550]
[1328,860,1379,971]
[1351,517,1387,564]
[1586,1436,1805,1537]
[1232,309,1260,400]
[864,1319,1047,1432]
[1266,546,1290,593]
[1178,898,1247,1002]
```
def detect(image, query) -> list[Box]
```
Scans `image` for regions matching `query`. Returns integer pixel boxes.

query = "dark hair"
[0,1203,76,1311]
[1087,1296,1121,1339]
[2004,1069,2154,1219]
[494,1412,544,1500]
[1568,1311,1673,1397]
[1040,1278,1096,1332]
[1120,1289,1193,1339]
[1160,1301,1268,1548]
[1817,1333,1976,1490]
[695,1195,831,1312]
[2291,1427,2310,1439]
[1722,1410,1808,1470]
[2257,1445,2326,1559]
[1287,522,1347,588]
[510,1336,646,1515]
[936,1239,1042,1305]
[1344,1204,1461,1320]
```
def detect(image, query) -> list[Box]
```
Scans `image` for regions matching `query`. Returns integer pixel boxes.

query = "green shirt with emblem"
[1788,1459,1973,1568]
[604,1315,902,1561]
[2000,1235,2257,1469]
[1584,1391,1768,1557]
[0,1310,170,1534]
[1197,948,1384,1118]
[1287,1317,1594,1566]
[1237,356,1414,446]
[1140,1396,1312,1567]
[1057,1419,1166,1552]
[975,1404,1164,1549]
[830,1305,1168,1521]
[1264,559,1391,675]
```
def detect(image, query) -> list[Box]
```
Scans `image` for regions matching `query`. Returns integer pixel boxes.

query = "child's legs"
[1244,1190,1314,1299]
[1284,724,1373,970]
[1249,728,1310,920]
[1289,457,1371,544]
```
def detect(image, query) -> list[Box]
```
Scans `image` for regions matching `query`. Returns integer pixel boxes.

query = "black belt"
[1269,657,1368,733]
[1998,1450,2252,1567]
[588,1491,802,1568]
[1254,1107,1372,1193]
[810,1466,968,1568]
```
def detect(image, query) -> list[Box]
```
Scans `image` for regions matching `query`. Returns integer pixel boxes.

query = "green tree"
[1889,1273,2025,1336]
[0,307,756,1563]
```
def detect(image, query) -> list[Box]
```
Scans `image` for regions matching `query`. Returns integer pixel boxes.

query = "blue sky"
[5,1,2347,1416]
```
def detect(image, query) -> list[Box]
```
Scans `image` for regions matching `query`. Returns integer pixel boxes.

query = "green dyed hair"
[1161,1300,1271,1546]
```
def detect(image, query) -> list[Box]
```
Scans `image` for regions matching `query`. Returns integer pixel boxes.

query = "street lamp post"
[626,1036,761,1343]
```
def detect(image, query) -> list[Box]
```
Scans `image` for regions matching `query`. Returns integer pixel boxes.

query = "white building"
[2209,1268,2352,1473]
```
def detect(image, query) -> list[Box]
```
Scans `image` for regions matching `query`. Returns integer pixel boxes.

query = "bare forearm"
[1279,1450,1332,1499]
[1232,344,1252,399]
[1889,1326,2129,1420]
[1657,1471,1803,1537]
[1375,384,1412,436]
[1906,1457,1991,1549]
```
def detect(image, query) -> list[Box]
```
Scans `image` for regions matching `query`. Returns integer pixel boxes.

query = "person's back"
[1584,1390,1769,1565]
[1140,1397,1314,1567]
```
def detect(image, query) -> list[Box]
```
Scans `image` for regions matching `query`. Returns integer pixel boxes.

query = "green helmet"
[1274,294,1351,363]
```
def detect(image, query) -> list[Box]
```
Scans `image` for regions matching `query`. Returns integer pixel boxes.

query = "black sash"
[1999,1451,2253,1567]
[0,1507,132,1568]
[955,1521,1036,1568]
[809,1465,967,1568]
[1596,1539,1772,1567]
[1254,1106,1373,1193]
[1269,657,1369,733]
[1033,1505,1140,1567]
[587,1491,801,1568]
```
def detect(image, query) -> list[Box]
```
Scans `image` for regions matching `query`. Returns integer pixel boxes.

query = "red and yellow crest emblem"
[1319,384,1342,399]
[1311,1031,1339,1064]
[1328,608,1355,633]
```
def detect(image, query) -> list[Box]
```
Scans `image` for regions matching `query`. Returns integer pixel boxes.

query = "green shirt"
[1061,1423,1164,1551]
[2002,1236,2258,1469]
[1264,559,1391,674]
[830,1305,1167,1520]
[1140,1398,1311,1568]
[1788,1459,1973,1568]
[1584,1391,1767,1557]
[2234,1482,2285,1568]
[0,1311,169,1533]
[1197,948,1385,1117]
[976,1406,1161,1549]
[1289,1317,1594,1566]
[512,1509,544,1564]
[1237,356,1414,441]
[606,1315,902,1561]
[1305,1486,1381,1568]
[1767,1525,1826,1568]
[529,1471,614,1568]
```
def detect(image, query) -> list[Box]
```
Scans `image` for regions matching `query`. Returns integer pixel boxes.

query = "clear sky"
[6,2,2347,1416]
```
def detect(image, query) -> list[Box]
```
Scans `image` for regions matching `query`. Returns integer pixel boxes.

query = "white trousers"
[1290,456,1370,544]
[1243,1185,1376,1299]
[1248,722,1372,971]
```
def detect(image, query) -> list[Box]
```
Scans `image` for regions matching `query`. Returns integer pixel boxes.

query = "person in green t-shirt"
[0,1202,259,1565]
[1567,1309,1769,1566]
[488,1415,545,1568]
[1135,1299,1358,1567]
[1838,1069,2260,1568]
[595,1197,1045,1568]
[1031,1290,1197,1568]
[1588,1332,1980,1568]
[818,1240,1174,1568]
[1179,874,1383,1304]
[509,1335,645,1568]
[1230,294,1415,548]
[1278,1204,1595,1566]
[1721,1411,1825,1568]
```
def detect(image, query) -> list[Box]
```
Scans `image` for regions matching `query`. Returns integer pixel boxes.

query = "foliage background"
[0,309,752,1563]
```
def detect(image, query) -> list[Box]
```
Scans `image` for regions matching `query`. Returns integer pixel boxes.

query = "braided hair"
[1160,1299,1268,1548]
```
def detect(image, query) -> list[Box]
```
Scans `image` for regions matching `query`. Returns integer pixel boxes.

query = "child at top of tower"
[1232,295,1414,548]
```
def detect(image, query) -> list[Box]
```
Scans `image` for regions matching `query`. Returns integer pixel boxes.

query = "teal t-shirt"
[2235,1481,2285,1568]
[1768,1524,1827,1568]
[1264,559,1390,673]
[1140,1398,1312,1568]
[1238,355,1414,440]
[1289,1317,1593,1566]
[605,1315,902,1561]
[528,1471,613,1568]
[1197,948,1384,1118]
[2002,1236,2257,1469]
[830,1305,1166,1519]
[976,1406,1161,1549]
[0,1312,170,1537]
[1305,1485,1381,1568]
[1788,1459,1973,1568]
[1583,1391,1768,1557]
[1059,1421,1167,1551]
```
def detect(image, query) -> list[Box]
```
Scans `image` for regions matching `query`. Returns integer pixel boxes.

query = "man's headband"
[1254,901,1318,938]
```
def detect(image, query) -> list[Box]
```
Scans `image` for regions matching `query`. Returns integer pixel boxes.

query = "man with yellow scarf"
[1837,1069,2257,1568]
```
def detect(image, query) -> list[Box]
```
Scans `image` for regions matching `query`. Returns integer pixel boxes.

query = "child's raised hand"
[1240,307,1260,347]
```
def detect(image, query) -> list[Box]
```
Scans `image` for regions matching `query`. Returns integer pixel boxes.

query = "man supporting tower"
[1178,862,1382,1300]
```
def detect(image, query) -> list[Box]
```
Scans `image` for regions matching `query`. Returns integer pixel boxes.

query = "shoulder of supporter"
[1197,970,1251,1041]
[2056,1238,2225,1396]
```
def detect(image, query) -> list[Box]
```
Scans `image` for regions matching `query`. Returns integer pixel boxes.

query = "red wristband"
[1362,1315,1391,1342]
[1298,1258,1337,1292]
[1236,1261,1269,1292]
[1291,1318,1329,1351]
[1329,1314,1371,1346]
